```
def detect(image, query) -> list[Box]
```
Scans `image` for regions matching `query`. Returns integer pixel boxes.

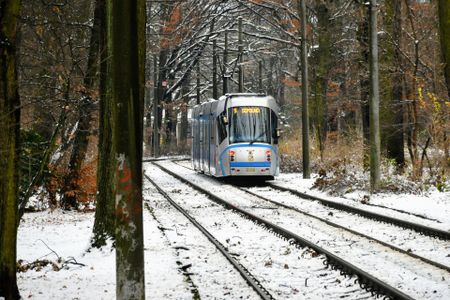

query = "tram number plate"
[246,168,256,172]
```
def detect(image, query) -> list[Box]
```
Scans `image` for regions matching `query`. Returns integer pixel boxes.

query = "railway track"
[239,186,450,273]
[144,173,275,300]
[144,163,377,299]
[266,183,450,240]
[173,160,450,242]
[171,160,450,273]
[147,161,450,299]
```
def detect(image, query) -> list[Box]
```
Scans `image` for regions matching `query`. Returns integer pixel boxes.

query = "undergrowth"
[279,132,449,195]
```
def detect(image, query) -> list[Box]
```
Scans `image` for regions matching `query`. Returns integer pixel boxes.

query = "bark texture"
[0,0,22,298]
[358,4,370,166]
[92,0,115,248]
[106,0,146,298]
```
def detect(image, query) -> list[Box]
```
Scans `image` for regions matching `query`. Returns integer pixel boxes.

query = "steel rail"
[267,183,450,240]
[171,161,450,272]
[153,162,414,300]
[240,188,450,273]
[144,172,275,300]
[172,160,450,240]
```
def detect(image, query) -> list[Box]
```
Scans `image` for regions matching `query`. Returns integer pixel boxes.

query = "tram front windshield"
[229,106,271,144]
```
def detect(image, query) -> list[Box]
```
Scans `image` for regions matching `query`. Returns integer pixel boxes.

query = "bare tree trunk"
[369,0,381,191]
[179,74,191,146]
[358,4,370,168]
[438,0,450,100]
[212,39,218,99]
[404,0,421,178]
[238,16,244,92]
[299,0,310,178]
[438,0,450,166]
[62,0,103,209]
[223,32,228,94]
[312,1,331,160]
[92,0,114,248]
[385,0,405,171]
[0,1,22,299]
[107,0,146,297]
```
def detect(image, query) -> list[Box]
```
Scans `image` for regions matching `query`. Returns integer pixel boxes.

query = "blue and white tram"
[191,93,280,180]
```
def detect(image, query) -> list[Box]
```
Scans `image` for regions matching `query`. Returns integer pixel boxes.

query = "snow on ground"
[176,159,450,229]
[272,172,450,230]
[17,211,115,299]
[161,160,450,299]
[17,208,195,299]
[16,159,449,299]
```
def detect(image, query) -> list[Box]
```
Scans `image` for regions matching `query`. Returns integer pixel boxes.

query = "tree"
[438,0,450,100]
[0,0,22,299]
[61,0,104,209]
[92,0,114,248]
[369,0,381,191]
[311,1,331,159]
[106,0,146,298]
[437,0,450,166]
[358,3,371,166]
[384,0,405,170]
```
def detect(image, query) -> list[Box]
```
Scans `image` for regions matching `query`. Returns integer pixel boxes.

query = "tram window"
[271,110,279,144]
[217,111,227,144]
[229,106,270,144]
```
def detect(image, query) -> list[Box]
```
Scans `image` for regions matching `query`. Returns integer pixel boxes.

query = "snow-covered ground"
[273,172,450,230]
[16,159,449,299]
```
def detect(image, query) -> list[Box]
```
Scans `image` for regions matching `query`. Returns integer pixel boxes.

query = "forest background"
[12,0,449,206]
[1,0,450,298]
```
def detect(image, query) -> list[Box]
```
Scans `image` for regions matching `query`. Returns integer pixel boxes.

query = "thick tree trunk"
[438,1,450,165]
[384,0,405,171]
[0,0,22,299]
[107,0,146,298]
[92,0,114,247]
[62,0,103,209]
[438,0,450,100]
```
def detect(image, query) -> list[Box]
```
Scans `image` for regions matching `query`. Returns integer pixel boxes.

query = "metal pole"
[369,0,381,191]
[300,0,310,178]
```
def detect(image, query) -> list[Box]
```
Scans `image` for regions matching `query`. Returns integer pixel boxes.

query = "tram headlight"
[229,150,236,161]
[266,150,271,162]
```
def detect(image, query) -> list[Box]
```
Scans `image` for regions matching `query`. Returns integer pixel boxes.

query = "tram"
[191,93,280,180]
